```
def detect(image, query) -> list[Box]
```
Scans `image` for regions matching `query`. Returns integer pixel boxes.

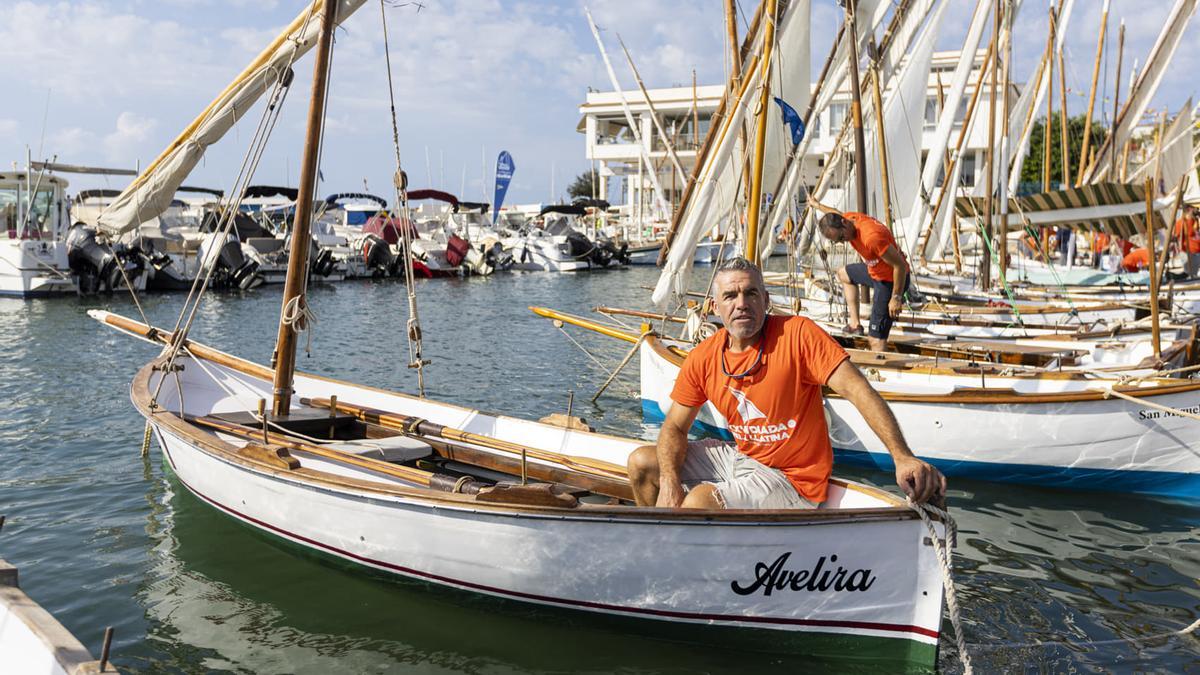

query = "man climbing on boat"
[627,257,945,510]
[817,211,911,351]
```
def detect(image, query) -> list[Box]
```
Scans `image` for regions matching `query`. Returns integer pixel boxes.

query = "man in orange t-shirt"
[1173,205,1200,277]
[817,211,911,351]
[627,257,945,510]
[1122,247,1151,273]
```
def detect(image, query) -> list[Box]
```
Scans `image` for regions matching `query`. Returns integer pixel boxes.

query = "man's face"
[713,270,768,342]
[821,222,851,243]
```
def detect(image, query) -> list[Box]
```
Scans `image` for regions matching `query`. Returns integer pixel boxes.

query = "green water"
[1,267,1197,673]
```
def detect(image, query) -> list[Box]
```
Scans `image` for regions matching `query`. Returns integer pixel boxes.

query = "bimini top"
[324,192,388,209]
[405,189,458,206]
[456,201,489,214]
[540,204,587,217]
[242,185,299,201]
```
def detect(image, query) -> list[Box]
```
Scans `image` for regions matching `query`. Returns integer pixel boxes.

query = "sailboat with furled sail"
[89,0,950,665]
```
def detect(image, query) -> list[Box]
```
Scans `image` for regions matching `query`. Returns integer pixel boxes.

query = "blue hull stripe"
[641,399,1200,500]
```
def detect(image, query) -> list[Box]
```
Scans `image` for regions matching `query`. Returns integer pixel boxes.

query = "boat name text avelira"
[730,552,876,596]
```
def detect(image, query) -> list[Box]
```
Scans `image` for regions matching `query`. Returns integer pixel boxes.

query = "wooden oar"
[190,414,451,489]
[303,397,630,480]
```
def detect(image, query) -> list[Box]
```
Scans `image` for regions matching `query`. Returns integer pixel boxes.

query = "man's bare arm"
[881,244,908,317]
[826,360,945,503]
[656,402,701,507]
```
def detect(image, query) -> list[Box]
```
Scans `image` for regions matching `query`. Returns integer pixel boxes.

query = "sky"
[0,0,1194,206]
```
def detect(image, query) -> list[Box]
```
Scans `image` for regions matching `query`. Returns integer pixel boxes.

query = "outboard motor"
[199,232,262,290]
[311,244,336,278]
[595,237,629,267]
[360,233,395,277]
[482,241,513,271]
[65,223,141,294]
[564,231,595,261]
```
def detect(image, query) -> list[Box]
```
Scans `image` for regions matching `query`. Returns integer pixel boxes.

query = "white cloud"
[0,119,18,141]
[103,112,158,161]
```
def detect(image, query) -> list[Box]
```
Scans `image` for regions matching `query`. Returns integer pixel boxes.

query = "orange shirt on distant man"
[843,212,906,282]
[1174,215,1200,254]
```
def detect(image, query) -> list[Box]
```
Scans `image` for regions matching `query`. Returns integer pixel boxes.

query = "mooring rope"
[908,498,973,675]
[966,618,1200,654]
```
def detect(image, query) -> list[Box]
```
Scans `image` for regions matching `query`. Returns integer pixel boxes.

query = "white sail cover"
[902,0,993,260]
[1084,0,1197,183]
[1005,0,1076,193]
[96,0,367,238]
[653,0,813,306]
[866,0,946,251]
[1128,99,1195,196]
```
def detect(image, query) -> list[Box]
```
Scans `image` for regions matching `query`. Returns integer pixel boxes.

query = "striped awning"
[955,182,1166,239]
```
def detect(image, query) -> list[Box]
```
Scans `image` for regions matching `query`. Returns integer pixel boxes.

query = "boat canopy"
[955,182,1170,239]
[324,192,387,209]
[75,189,123,202]
[405,189,458,206]
[243,185,298,201]
[571,198,610,210]
[539,204,586,217]
[456,201,489,214]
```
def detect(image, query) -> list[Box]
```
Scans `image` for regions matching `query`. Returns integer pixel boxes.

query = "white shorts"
[679,438,816,510]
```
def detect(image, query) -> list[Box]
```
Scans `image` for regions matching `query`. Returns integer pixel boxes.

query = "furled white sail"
[1129,99,1195,196]
[903,0,994,260]
[654,0,813,306]
[865,0,947,243]
[96,0,367,238]
[1005,0,1077,193]
[1084,0,1198,183]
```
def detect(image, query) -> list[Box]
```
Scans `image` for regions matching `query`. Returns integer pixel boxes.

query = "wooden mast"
[1042,6,1055,193]
[744,0,778,265]
[999,0,1013,281]
[271,0,337,417]
[868,46,894,230]
[657,3,765,265]
[982,0,1001,291]
[1110,20,1125,180]
[1144,178,1162,359]
[1077,0,1109,183]
[1057,45,1071,187]
[725,0,753,205]
[844,0,869,212]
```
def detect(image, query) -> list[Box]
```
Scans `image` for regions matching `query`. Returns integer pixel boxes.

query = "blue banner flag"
[773,97,805,145]
[492,151,515,224]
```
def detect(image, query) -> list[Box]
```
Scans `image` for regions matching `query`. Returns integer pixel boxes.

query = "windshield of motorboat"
[542,214,576,236]
[0,187,56,237]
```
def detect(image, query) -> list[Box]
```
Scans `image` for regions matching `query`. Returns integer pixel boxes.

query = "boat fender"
[429,473,482,494]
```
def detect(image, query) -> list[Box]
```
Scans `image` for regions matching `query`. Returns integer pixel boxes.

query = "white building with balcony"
[579,50,1012,221]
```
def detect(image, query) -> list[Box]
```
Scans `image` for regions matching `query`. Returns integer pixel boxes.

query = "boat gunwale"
[642,334,1200,404]
[122,335,924,526]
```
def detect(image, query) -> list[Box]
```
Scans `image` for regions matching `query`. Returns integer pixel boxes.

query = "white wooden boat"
[92,309,947,665]
[0,554,116,674]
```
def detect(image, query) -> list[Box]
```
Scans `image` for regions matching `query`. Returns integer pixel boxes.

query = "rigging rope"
[380,0,429,396]
[909,498,973,675]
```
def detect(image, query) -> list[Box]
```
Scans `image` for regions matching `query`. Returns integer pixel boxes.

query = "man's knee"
[836,266,851,283]
[627,445,658,481]
[681,482,723,509]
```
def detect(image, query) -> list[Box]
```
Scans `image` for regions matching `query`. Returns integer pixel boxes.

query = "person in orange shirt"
[817,211,911,351]
[1173,205,1200,277]
[626,257,944,510]
[1122,247,1151,272]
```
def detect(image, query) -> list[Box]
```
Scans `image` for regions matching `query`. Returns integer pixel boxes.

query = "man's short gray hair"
[713,256,765,289]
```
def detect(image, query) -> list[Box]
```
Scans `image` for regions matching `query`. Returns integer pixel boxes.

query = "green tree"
[567,169,599,200]
[1019,114,1110,190]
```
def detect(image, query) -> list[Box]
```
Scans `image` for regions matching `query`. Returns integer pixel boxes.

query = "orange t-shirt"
[1174,217,1200,254]
[1122,247,1150,272]
[670,316,850,503]
[845,212,905,282]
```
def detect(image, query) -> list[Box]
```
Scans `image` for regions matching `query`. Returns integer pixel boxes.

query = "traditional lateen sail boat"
[90,0,951,665]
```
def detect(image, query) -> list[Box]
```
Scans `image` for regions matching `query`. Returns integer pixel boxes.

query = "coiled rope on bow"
[281,294,318,358]
[908,498,973,675]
